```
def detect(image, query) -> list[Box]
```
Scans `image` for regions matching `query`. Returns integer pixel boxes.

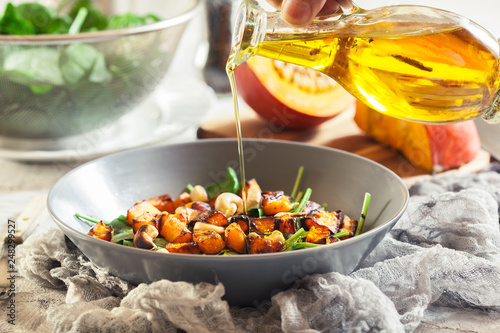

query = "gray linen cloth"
[5,166,500,332]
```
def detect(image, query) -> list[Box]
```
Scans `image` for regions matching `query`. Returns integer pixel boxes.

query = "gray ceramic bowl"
[48,139,408,307]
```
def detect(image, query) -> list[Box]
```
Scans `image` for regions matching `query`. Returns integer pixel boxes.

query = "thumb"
[281,0,327,26]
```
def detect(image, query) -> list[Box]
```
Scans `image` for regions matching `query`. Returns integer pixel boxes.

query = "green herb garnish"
[76,213,133,243]
[292,188,312,213]
[290,165,304,201]
[284,228,306,251]
[206,167,240,198]
[354,192,371,236]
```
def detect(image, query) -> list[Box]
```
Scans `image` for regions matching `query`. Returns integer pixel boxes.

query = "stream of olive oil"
[226,64,247,213]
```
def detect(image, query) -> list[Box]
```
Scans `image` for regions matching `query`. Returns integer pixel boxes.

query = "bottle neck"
[227,0,363,70]
[227,0,267,69]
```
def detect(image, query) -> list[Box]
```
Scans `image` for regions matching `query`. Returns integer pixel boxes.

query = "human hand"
[267,0,354,26]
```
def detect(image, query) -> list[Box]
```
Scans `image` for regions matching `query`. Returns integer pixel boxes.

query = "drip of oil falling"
[226,64,247,213]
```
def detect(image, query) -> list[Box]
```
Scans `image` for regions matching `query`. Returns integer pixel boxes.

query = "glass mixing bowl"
[0,0,201,141]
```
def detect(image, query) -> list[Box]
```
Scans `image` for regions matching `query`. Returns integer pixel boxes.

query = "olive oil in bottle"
[257,26,500,123]
[228,2,500,124]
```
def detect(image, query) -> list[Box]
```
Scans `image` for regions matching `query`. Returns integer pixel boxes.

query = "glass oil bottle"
[227,0,500,124]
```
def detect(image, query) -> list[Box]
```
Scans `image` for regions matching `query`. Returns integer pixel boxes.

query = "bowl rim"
[47,138,409,261]
[0,0,202,45]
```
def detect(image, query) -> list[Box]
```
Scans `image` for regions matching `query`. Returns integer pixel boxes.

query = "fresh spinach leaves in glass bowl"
[0,0,199,140]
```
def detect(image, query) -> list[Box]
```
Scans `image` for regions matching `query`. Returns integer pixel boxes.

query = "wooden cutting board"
[197,106,491,187]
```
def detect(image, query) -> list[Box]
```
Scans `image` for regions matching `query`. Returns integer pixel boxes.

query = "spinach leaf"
[122,240,135,247]
[1,1,163,35]
[45,16,72,34]
[0,107,51,136]
[107,13,160,29]
[3,47,63,86]
[60,43,107,84]
[109,215,135,243]
[29,84,53,94]
[153,238,168,249]
[71,81,114,125]
[69,0,108,32]
[16,3,55,34]
[88,53,112,83]
[0,3,36,35]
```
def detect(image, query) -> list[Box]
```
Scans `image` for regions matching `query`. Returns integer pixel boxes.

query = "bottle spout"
[227,0,363,70]
[227,0,267,70]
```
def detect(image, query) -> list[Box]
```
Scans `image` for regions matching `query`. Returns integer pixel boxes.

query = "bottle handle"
[319,1,364,20]
[337,0,359,15]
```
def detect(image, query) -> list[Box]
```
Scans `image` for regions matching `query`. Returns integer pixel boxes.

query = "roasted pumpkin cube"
[275,215,297,234]
[191,209,228,227]
[132,211,158,233]
[251,216,276,234]
[305,225,340,245]
[261,191,293,215]
[301,211,340,234]
[158,213,192,243]
[186,201,212,212]
[337,211,358,239]
[247,231,284,254]
[127,201,161,225]
[224,223,246,254]
[306,225,329,244]
[174,192,191,209]
[147,194,175,213]
[87,221,114,241]
[230,215,250,234]
[174,213,188,224]
[326,236,341,244]
[303,201,322,215]
[193,230,226,254]
[208,193,220,208]
[165,242,202,254]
